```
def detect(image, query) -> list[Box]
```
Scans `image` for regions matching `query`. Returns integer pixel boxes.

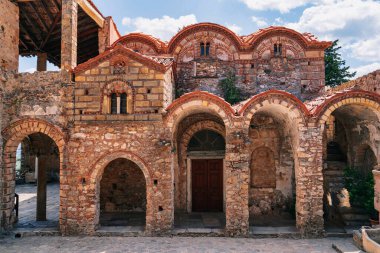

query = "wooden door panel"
[192,159,223,212]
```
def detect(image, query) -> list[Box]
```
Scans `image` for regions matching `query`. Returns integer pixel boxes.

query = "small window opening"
[205,42,210,56]
[158,206,164,212]
[200,42,205,56]
[251,63,255,69]
[110,93,117,114]
[79,110,83,115]
[120,93,127,114]
[147,88,151,94]
[84,89,89,95]
[154,179,158,186]
[274,43,282,57]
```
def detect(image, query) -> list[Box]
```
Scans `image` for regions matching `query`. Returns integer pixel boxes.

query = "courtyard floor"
[0,236,361,253]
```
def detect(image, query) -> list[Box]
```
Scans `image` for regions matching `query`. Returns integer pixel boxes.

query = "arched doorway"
[248,112,296,228]
[14,133,60,228]
[322,104,380,232]
[188,130,225,212]
[99,158,147,227]
[173,112,227,229]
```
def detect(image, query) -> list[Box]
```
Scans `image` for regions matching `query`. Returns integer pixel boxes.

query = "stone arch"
[1,118,66,230]
[164,91,235,137]
[239,90,309,126]
[250,147,276,188]
[315,91,380,125]
[88,151,153,231]
[100,78,136,114]
[354,144,378,172]
[111,33,166,54]
[168,23,242,54]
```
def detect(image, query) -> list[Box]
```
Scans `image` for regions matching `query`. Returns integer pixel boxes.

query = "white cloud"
[226,24,242,34]
[350,36,380,62]
[25,68,36,73]
[286,0,380,64]
[251,16,268,28]
[121,14,197,41]
[352,62,380,77]
[240,0,315,13]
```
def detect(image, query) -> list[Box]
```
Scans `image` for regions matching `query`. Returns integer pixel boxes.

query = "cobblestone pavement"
[16,183,60,228]
[0,236,356,253]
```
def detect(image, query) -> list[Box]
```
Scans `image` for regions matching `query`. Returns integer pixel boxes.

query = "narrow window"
[278,43,282,56]
[120,93,127,114]
[274,44,278,55]
[110,93,117,114]
[200,42,205,56]
[205,42,210,56]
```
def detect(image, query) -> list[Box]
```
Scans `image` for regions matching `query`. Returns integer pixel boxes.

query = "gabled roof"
[241,26,332,50]
[74,44,173,74]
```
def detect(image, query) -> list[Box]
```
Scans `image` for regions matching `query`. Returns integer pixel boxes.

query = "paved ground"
[16,183,59,228]
[0,236,358,253]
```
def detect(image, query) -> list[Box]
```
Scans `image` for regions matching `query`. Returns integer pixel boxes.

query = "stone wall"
[0,0,19,73]
[329,69,380,95]
[1,71,67,128]
[100,158,146,212]
[64,121,172,235]
[74,54,173,117]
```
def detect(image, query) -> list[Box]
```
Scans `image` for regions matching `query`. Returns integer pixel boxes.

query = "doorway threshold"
[96,226,144,236]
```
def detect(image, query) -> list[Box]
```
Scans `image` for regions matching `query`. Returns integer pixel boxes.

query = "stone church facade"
[0,0,380,238]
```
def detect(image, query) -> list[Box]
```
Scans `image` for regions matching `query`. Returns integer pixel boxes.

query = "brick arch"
[167,22,242,54]
[88,151,153,231]
[164,91,235,134]
[178,120,226,159]
[1,118,65,230]
[100,78,136,114]
[239,90,310,126]
[111,33,166,54]
[314,90,380,124]
[245,27,331,51]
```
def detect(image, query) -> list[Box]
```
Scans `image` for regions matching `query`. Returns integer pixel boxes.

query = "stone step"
[342,213,370,221]
[344,220,371,226]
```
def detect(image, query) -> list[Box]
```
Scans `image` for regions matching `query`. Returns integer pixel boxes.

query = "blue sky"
[19,0,380,77]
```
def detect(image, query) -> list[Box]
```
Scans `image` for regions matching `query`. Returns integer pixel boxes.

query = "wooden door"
[192,159,223,212]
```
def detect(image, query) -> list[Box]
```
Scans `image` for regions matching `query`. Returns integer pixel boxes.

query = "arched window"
[274,43,282,57]
[110,93,117,114]
[188,130,225,152]
[120,93,127,114]
[200,42,205,56]
[205,42,210,56]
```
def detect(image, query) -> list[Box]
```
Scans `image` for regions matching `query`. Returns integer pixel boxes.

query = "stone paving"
[16,183,60,228]
[0,236,359,253]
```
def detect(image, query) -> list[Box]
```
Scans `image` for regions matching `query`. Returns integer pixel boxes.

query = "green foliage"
[219,73,241,104]
[344,167,375,216]
[325,40,356,87]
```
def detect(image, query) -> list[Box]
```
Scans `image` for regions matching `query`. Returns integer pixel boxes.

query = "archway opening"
[99,158,146,227]
[323,104,379,232]
[14,133,60,228]
[173,112,226,229]
[248,109,297,229]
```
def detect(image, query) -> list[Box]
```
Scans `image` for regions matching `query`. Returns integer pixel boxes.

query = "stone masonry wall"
[1,71,67,128]
[64,121,172,235]
[0,0,19,73]
[100,158,146,212]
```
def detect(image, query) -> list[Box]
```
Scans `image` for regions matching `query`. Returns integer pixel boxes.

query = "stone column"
[373,167,380,222]
[296,121,324,237]
[61,0,78,70]
[36,155,47,221]
[0,0,19,73]
[37,52,47,72]
[224,129,250,236]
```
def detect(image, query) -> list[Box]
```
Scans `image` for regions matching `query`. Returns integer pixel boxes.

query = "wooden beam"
[19,20,40,50]
[19,37,29,51]
[77,0,104,28]
[40,0,54,21]
[28,1,49,33]
[40,10,61,49]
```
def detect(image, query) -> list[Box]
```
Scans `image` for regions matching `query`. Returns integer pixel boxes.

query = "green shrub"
[344,167,376,217]
[219,73,242,104]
